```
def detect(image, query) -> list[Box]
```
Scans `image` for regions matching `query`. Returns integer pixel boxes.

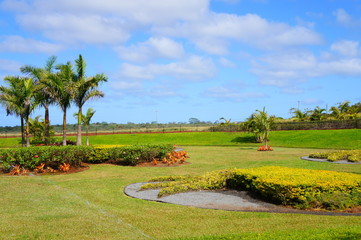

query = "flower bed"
[309,150,361,162]
[141,166,361,210]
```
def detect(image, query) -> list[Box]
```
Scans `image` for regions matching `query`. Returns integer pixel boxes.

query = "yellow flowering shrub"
[309,150,361,162]
[142,166,361,210]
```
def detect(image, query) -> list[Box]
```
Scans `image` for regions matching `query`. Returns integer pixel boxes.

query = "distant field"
[0,129,360,149]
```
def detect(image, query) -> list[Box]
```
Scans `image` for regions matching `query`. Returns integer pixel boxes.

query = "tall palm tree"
[0,76,37,147]
[21,56,57,144]
[74,108,95,146]
[73,55,107,145]
[43,62,74,146]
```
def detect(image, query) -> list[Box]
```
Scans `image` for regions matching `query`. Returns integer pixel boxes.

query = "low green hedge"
[141,166,361,210]
[0,144,174,173]
[309,150,361,162]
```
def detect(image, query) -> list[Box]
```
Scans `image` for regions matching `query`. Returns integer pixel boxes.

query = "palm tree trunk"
[44,103,50,145]
[62,109,67,146]
[20,117,25,147]
[76,107,82,146]
[25,116,30,147]
[86,126,89,146]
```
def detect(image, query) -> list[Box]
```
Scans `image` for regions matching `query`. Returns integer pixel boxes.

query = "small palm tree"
[244,107,275,148]
[74,108,95,146]
[73,55,107,145]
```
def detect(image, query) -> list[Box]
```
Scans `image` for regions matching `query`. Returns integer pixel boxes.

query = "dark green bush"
[104,144,173,166]
[0,146,91,172]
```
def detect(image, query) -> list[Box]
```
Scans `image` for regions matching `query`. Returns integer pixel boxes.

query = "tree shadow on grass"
[231,136,255,144]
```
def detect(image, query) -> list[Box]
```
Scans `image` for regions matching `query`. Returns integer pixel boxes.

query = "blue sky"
[0,0,361,126]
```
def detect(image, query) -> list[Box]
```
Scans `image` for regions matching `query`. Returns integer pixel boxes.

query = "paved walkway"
[124,183,361,216]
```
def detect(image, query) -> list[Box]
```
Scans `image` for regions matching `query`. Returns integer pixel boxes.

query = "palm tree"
[74,108,95,146]
[73,55,107,145]
[43,62,74,146]
[309,106,326,121]
[21,56,57,144]
[330,101,351,120]
[244,107,275,147]
[0,76,37,147]
[289,108,308,121]
[0,76,26,146]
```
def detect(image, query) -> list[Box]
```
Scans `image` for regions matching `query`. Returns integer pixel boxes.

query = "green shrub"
[0,146,91,172]
[104,144,174,166]
[0,144,176,173]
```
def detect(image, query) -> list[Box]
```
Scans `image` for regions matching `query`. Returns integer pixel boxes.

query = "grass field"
[0,130,361,239]
[1,129,360,149]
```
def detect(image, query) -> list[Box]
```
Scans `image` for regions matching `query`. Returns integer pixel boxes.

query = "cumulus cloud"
[252,42,361,89]
[1,0,208,45]
[156,13,322,54]
[0,35,63,53]
[116,37,185,62]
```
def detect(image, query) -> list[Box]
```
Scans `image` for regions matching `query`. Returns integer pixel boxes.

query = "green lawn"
[1,129,360,149]
[1,145,360,240]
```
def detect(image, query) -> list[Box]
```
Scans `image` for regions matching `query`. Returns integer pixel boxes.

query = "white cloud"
[119,56,216,81]
[0,35,63,53]
[17,14,130,44]
[116,37,184,62]
[252,45,361,89]
[334,8,353,26]
[331,40,360,57]
[2,0,208,45]
[156,13,322,54]
[333,8,361,27]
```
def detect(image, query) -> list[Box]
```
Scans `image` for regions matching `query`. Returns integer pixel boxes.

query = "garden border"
[301,156,361,164]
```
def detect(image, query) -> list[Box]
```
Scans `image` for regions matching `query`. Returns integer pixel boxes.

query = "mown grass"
[0,146,360,239]
[1,129,360,149]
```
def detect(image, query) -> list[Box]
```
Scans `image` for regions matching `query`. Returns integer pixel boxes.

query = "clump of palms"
[244,107,275,148]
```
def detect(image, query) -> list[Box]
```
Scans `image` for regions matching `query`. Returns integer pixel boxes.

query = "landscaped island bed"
[141,166,361,211]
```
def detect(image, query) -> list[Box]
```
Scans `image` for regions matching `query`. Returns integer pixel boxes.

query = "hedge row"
[142,166,361,210]
[309,150,361,162]
[0,144,174,173]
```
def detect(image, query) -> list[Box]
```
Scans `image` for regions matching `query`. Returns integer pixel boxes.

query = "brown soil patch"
[2,163,90,176]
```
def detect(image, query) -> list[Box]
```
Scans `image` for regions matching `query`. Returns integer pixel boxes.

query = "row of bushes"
[309,150,361,162]
[209,119,361,132]
[141,166,361,210]
[0,144,174,173]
